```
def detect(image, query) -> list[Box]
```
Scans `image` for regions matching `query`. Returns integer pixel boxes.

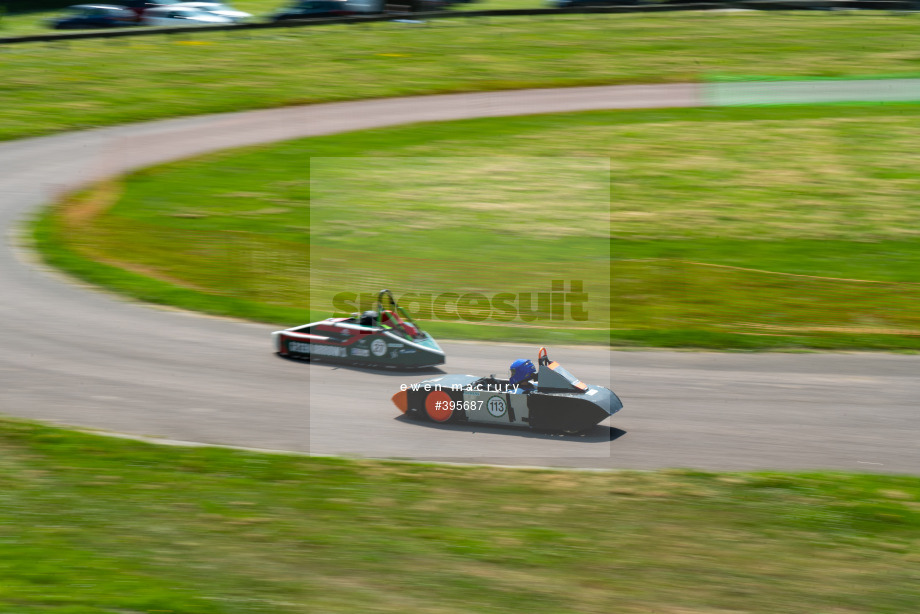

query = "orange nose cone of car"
[391,390,408,413]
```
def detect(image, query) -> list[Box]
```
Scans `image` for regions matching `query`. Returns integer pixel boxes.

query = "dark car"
[272,0,356,21]
[551,0,641,6]
[48,4,138,29]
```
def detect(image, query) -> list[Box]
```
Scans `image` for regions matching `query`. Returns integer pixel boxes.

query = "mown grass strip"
[3,12,920,141]
[36,103,920,349]
[0,417,917,614]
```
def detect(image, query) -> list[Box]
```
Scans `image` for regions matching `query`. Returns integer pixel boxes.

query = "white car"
[141,5,233,25]
[174,2,253,22]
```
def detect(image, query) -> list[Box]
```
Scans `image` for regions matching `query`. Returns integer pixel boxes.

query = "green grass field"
[3,12,920,142]
[0,418,917,614]
[37,103,920,349]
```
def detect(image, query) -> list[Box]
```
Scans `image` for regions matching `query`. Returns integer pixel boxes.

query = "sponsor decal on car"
[289,341,346,357]
[313,345,347,357]
[288,341,312,354]
[351,347,370,357]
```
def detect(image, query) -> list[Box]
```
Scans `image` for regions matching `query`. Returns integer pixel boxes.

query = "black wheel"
[405,406,425,421]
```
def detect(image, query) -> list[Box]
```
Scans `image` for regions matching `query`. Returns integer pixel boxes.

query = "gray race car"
[392,348,623,434]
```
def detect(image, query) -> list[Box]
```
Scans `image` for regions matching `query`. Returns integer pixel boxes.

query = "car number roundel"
[370,338,388,357]
[487,395,507,417]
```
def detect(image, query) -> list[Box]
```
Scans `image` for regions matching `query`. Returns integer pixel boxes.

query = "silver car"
[141,5,233,25]
[174,2,253,22]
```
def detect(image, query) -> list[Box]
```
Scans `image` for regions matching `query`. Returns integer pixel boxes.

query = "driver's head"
[509,359,536,385]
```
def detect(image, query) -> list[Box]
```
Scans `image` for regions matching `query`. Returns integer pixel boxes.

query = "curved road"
[1,85,917,473]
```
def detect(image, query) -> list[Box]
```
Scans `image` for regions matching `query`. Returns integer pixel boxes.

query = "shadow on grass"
[395,413,627,443]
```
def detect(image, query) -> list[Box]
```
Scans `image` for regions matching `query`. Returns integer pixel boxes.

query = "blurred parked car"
[271,0,356,21]
[345,0,385,13]
[122,0,181,20]
[175,2,253,22]
[142,4,234,25]
[47,4,138,29]
[550,0,641,6]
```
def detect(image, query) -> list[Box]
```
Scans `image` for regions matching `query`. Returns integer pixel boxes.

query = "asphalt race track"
[1,85,917,473]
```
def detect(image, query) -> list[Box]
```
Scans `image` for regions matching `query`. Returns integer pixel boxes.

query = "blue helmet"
[509,359,537,386]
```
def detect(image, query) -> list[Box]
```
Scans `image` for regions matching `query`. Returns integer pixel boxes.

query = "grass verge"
[35,103,920,349]
[3,12,920,141]
[0,417,918,613]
